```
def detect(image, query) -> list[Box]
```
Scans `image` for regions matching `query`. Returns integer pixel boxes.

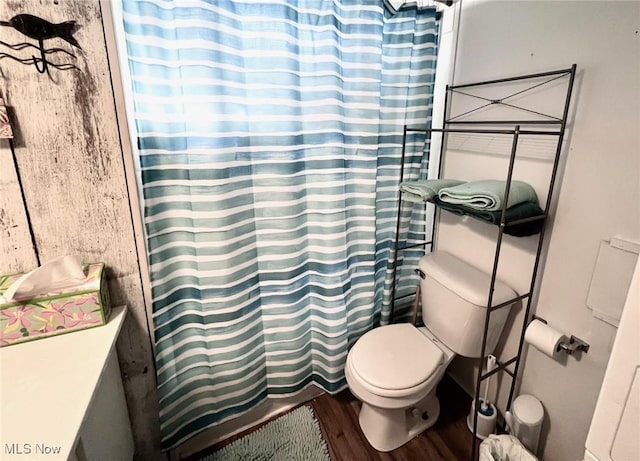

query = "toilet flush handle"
[415,268,425,279]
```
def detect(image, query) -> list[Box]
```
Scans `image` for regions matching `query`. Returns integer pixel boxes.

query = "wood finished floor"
[189,375,479,460]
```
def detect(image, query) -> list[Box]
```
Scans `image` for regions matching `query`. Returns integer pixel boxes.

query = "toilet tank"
[419,251,517,358]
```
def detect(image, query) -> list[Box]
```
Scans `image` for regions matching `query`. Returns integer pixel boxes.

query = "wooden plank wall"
[0,1,161,459]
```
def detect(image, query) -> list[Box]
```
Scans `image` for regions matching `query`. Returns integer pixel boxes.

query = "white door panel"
[585,260,640,461]
[611,368,639,460]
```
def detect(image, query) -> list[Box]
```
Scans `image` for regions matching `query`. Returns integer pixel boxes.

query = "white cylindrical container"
[467,399,497,439]
[505,394,544,455]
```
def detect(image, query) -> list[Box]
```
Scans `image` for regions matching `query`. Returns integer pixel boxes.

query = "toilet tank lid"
[419,251,517,307]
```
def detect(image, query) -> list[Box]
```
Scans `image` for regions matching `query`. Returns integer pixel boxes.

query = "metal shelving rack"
[389,65,577,460]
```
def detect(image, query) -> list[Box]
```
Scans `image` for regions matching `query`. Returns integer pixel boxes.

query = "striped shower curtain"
[121,0,438,449]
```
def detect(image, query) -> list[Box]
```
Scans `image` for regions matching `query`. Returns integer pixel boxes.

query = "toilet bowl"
[346,251,518,452]
[345,323,455,452]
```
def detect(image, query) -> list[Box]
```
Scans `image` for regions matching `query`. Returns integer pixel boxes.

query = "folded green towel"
[399,179,466,202]
[438,179,538,212]
[433,198,545,237]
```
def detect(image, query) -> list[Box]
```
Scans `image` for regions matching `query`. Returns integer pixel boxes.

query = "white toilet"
[345,250,518,452]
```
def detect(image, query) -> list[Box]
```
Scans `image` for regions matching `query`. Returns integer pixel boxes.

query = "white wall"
[438,1,640,460]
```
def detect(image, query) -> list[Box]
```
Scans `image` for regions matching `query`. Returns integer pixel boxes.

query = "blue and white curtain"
[122,0,438,449]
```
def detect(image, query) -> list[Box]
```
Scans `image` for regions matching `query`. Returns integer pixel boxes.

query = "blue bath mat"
[199,405,331,461]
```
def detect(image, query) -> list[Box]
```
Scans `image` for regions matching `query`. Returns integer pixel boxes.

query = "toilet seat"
[348,324,444,398]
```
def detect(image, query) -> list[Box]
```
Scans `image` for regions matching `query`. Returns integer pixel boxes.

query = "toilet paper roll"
[524,319,567,359]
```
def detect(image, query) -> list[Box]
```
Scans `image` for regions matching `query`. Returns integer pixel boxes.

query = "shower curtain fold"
[121,0,438,449]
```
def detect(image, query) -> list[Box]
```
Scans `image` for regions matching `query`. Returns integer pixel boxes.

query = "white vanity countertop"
[0,306,127,460]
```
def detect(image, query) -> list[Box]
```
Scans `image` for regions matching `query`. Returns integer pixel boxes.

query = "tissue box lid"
[0,263,105,306]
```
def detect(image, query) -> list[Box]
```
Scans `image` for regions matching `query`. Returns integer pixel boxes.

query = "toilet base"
[358,392,441,452]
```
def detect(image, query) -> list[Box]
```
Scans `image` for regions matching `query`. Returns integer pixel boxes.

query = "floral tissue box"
[0,263,111,347]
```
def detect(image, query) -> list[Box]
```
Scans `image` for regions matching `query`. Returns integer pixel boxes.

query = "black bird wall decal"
[0,13,81,74]
[0,14,82,49]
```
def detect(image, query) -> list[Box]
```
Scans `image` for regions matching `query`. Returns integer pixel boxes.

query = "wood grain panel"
[0,140,38,272]
[0,1,161,459]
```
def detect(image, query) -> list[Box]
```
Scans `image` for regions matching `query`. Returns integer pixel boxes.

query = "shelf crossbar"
[393,291,417,302]
[407,127,562,136]
[430,202,547,229]
[449,67,574,90]
[480,356,518,381]
[445,120,563,125]
[502,214,547,226]
[489,292,531,312]
[397,240,432,251]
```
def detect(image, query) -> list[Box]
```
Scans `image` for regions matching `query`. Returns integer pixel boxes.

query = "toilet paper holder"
[558,335,590,355]
[532,316,590,355]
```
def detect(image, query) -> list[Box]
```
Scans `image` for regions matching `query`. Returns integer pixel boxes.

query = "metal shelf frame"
[389,65,577,459]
